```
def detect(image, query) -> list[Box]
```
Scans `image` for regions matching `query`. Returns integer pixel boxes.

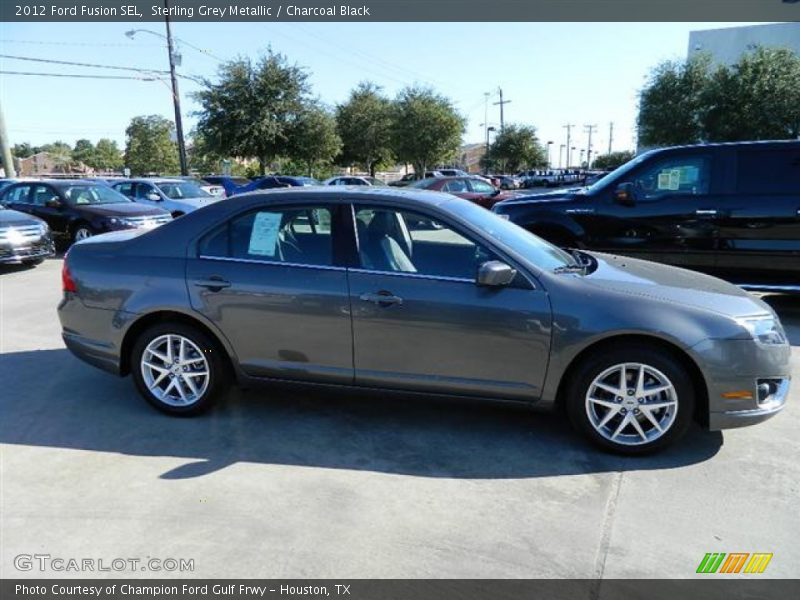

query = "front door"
[186,203,354,384]
[347,204,552,401]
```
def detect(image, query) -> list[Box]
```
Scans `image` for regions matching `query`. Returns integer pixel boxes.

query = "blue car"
[201,176,252,197]
[233,176,321,195]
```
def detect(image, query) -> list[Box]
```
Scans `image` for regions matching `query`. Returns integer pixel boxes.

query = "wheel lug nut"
[616,397,623,402]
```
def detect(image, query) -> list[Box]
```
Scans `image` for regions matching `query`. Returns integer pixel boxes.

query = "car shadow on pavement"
[0,349,723,480]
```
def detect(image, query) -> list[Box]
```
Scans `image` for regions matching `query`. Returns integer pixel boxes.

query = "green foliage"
[193,50,311,175]
[336,82,395,176]
[39,141,73,169]
[484,125,547,173]
[291,103,342,177]
[91,139,123,171]
[72,139,95,165]
[11,143,38,159]
[124,115,179,176]
[593,150,635,171]
[391,86,465,176]
[638,47,800,146]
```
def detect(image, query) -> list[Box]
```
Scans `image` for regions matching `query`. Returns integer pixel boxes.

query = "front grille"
[0,224,45,244]
[124,215,172,228]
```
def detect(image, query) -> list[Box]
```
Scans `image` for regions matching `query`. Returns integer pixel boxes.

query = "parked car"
[202,176,252,196]
[0,180,171,244]
[323,176,388,187]
[410,176,515,209]
[235,176,321,194]
[112,178,221,217]
[493,140,800,292]
[0,206,54,265]
[388,171,444,187]
[181,176,225,198]
[0,178,22,193]
[58,188,790,454]
[436,168,470,177]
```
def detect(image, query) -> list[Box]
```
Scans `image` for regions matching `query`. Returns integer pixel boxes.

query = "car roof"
[230,185,452,207]
[648,139,800,154]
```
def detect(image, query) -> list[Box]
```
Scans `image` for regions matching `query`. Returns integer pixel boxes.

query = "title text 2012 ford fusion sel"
[57,188,791,454]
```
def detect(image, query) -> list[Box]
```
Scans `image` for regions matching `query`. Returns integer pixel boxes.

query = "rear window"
[737,148,800,194]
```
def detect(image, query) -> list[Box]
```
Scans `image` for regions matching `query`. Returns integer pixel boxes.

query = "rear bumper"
[62,331,121,375]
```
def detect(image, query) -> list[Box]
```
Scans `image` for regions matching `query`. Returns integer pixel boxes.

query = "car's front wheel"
[131,323,228,415]
[565,344,695,455]
[72,224,94,243]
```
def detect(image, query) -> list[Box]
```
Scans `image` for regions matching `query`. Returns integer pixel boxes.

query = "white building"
[688,23,800,65]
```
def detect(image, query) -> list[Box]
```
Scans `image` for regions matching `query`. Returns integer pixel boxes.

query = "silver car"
[57,188,791,454]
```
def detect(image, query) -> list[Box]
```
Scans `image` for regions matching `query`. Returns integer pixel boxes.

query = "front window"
[469,179,496,194]
[629,155,711,200]
[63,184,130,205]
[441,179,469,193]
[156,181,211,199]
[200,206,333,267]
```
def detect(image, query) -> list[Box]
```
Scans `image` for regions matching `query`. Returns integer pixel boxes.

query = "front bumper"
[0,238,55,263]
[691,338,791,431]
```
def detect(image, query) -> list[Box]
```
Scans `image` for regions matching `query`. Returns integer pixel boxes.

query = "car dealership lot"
[1,258,798,579]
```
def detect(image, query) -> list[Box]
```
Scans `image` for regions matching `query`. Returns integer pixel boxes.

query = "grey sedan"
[57,188,791,454]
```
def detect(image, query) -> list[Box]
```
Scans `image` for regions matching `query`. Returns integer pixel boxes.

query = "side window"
[115,183,133,198]
[737,149,800,194]
[469,179,495,194]
[135,184,153,199]
[354,206,493,280]
[199,206,334,267]
[4,185,32,204]
[31,185,56,206]
[632,155,710,200]
[442,179,468,193]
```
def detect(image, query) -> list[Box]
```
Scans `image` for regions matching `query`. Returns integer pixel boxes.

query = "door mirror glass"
[614,182,636,206]
[45,197,62,209]
[147,192,161,202]
[477,260,517,287]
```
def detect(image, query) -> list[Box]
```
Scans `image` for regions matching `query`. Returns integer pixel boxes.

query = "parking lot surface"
[1,258,798,579]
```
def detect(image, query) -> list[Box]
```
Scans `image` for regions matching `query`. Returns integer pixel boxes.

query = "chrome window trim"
[348,267,475,284]
[198,254,345,272]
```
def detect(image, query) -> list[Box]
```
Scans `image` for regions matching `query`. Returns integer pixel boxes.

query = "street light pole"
[546,141,553,169]
[164,0,188,175]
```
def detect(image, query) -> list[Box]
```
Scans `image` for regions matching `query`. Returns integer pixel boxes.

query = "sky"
[0,21,764,165]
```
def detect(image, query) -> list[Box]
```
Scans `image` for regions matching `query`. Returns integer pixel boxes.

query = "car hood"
[580,252,772,319]
[76,203,169,217]
[169,196,220,207]
[0,208,44,227]
[499,188,586,206]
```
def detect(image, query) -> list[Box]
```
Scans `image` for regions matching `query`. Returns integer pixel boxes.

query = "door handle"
[194,277,231,291]
[359,291,403,307]
[695,209,718,216]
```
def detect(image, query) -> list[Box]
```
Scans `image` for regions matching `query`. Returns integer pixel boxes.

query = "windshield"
[156,181,211,199]
[366,177,387,186]
[584,150,654,193]
[446,199,575,271]
[63,184,131,205]
[293,177,321,186]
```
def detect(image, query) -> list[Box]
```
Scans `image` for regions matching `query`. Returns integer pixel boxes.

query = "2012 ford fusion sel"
[57,188,791,454]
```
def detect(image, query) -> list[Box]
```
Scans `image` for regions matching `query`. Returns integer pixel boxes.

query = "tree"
[124,115,179,175]
[484,125,547,173]
[391,86,465,176]
[72,139,95,166]
[11,143,37,159]
[637,54,712,147]
[702,47,800,142]
[193,50,311,175]
[291,103,341,177]
[40,141,74,170]
[90,139,123,171]
[336,82,394,176]
[593,150,635,171]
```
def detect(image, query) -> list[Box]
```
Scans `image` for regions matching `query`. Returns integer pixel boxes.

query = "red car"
[410,176,515,209]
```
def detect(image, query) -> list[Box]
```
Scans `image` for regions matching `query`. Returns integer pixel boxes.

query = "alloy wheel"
[74,227,92,241]
[140,334,210,407]
[585,362,678,446]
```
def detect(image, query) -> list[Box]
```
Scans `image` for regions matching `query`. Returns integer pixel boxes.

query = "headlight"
[738,316,787,345]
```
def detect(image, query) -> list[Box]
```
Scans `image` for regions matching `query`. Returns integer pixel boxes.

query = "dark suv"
[0,180,172,245]
[493,141,800,292]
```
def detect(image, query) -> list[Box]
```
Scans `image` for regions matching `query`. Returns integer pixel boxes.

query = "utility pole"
[493,87,511,132]
[584,124,597,169]
[164,0,188,176]
[0,98,16,178]
[563,124,574,168]
[608,121,614,155]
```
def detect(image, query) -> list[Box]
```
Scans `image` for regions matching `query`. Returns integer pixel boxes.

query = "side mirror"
[146,192,161,202]
[46,197,62,209]
[614,182,636,206]
[477,260,517,287]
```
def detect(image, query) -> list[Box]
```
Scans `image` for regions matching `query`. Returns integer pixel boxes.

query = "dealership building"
[688,22,800,64]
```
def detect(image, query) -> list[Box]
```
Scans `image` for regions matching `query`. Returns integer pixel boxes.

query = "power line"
[0,70,162,81]
[0,38,161,48]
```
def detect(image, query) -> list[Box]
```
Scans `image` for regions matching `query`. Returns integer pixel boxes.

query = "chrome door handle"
[695,209,718,216]
[360,291,403,306]
[194,277,231,290]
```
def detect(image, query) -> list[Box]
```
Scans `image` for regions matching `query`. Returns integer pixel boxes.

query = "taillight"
[62,254,77,293]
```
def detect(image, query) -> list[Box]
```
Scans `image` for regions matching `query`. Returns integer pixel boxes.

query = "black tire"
[171,211,185,218]
[71,223,94,244]
[565,344,695,455]
[130,322,229,415]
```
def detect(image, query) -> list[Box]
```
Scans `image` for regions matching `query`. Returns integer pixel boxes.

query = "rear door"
[186,202,354,384]
[347,203,551,401]
[714,145,800,287]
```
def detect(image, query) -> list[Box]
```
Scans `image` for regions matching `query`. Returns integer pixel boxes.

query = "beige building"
[688,23,800,65]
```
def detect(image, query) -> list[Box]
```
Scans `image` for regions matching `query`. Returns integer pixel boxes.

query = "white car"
[112,178,222,217]
[323,176,388,186]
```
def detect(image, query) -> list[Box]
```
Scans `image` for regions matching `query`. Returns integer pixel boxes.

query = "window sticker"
[657,171,672,190]
[669,169,681,190]
[248,212,282,256]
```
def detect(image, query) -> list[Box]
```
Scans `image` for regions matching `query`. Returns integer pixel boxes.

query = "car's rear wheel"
[565,344,695,455]
[131,323,228,415]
